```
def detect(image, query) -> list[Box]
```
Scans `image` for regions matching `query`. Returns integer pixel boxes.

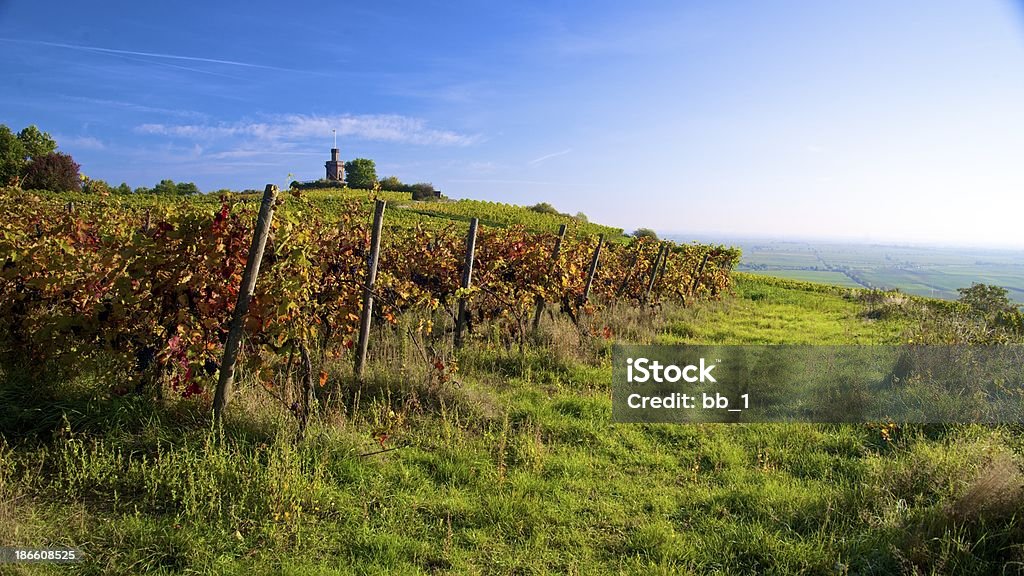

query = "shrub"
[379,176,404,191]
[151,179,200,196]
[22,152,80,192]
[410,182,439,201]
[82,177,111,195]
[632,228,659,240]
[529,202,560,215]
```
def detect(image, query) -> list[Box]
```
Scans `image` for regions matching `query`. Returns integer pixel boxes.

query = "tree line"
[1,124,205,196]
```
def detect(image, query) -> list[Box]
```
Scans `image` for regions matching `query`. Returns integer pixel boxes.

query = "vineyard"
[399,197,625,239]
[0,186,739,405]
[4,186,1024,574]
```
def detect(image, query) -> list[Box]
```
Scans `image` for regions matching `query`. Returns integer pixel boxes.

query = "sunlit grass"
[1,275,1021,574]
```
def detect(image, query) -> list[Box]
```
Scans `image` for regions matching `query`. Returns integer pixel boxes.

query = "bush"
[291,179,346,191]
[379,176,404,191]
[529,202,560,215]
[22,152,80,192]
[82,177,111,195]
[410,182,440,201]
[151,179,200,196]
[632,228,659,240]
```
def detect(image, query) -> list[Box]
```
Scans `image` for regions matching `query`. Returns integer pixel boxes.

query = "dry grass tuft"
[947,448,1024,523]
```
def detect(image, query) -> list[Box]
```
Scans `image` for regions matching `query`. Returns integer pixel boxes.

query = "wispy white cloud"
[137,114,480,146]
[528,148,572,165]
[448,178,563,185]
[208,149,323,160]
[62,96,209,119]
[55,135,105,150]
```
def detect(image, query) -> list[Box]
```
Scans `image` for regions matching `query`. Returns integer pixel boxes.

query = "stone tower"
[325,148,345,183]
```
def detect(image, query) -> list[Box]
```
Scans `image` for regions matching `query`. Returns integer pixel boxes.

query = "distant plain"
[665,235,1024,304]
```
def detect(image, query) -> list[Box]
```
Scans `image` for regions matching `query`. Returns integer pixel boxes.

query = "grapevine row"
[0,188,739,397]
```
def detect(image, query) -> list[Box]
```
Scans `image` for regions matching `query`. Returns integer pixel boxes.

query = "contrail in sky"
[0,38,301,72]
[528,148,572,165]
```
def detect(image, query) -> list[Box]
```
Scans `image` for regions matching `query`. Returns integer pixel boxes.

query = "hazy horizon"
[662,232,1024,252]
[3,1,1024,248]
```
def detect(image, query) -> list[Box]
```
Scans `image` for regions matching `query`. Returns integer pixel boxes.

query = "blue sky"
[2,1,1024,247]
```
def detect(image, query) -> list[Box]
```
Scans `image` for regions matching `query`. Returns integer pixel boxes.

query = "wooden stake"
[581,234,605,306]
[532,223,567,331]
[455,218,479,348]
[689,252,710,297]
[213,184,278,421]
[616,252,640,297]
[654,245,671,299]
[355,199,387,379]
[297,340,313,440]
[643,243,667,304]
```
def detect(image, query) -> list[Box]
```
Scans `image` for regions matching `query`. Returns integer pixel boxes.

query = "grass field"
[2,274,1022,574]
[746,270,864,290]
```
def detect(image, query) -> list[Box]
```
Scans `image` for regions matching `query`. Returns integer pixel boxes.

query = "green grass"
[660,273,906,345]
[747,269,864,289]
[2,274,1022,574]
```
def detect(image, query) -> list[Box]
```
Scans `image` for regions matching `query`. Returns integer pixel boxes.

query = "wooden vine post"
[689,252,711,298]
[615,252,640,297]
[580,234,605,306]
[454,218,479,348]
[657,245,670,281]
[532,223,567,332]
[654,245,671,299]
[213,184,279,422]
[643,243,667,304]
[355,199,387,380]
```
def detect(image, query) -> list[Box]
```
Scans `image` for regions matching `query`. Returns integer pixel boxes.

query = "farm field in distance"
[669,236,1024,304]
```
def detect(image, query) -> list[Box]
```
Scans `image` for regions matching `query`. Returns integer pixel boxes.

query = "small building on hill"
[325,148,345,183]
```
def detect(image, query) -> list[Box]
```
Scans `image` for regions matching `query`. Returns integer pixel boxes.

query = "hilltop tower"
[325,148,345,183]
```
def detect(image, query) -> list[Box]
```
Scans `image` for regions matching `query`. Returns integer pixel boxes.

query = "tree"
[151,179,200,195]
[379,175,404,191]
[17,125,57,159]
[175,181,200,195]
[529,202,560,215]
[0,126,26,185]
[0,124,58,186]
[114,182,133,195]
[632,228,659,240]
[22,152,81,192]
[152,179,177,195]
[574,212,588,223]
[82,176,112,195]
[956,283,1023,336]
[958,283,1016,318]
[344,158,377,190]
[409,182,439,201]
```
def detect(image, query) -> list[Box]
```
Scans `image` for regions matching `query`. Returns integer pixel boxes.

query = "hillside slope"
[3,273,1021,574]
